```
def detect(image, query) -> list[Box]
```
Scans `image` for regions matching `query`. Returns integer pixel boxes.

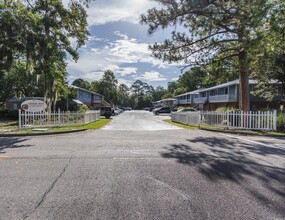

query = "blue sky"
[66,0,183,88]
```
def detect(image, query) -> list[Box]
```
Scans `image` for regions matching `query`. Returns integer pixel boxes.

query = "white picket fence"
[171,110,277,131]
[18,109,100,129]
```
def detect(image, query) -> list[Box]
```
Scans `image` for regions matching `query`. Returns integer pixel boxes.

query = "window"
[210,90,216,96]
[79,91,83,98]
[225,88,228,95]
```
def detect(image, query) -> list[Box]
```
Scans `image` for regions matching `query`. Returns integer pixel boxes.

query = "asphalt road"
[0,111,284,220]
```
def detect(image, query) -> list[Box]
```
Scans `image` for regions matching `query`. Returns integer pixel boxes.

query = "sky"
[66,0,183,88]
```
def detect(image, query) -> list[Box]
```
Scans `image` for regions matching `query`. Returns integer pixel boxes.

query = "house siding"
[175,79,282,111]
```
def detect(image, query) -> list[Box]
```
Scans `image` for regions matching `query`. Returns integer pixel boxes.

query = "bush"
[79,105,89,112]
[215,107,239,112]
[0,109,18,119]
[277,112,285,132]
[0,102,4,110]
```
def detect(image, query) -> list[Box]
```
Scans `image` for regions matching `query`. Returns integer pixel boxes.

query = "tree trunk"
[238,50,250,111]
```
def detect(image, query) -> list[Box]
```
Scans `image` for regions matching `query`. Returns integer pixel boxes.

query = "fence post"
[24,110,27,129]
[33,111,35,128]
[249,111,252,129]
[18,109,21,129]
[186,113,189,125]
[273,110,277,131]
[226,111,229,129]
[258,111,261,130]
[241,111,244,128]
[198,111,201,127]
[58,109,61,126]
[267,111,270,130]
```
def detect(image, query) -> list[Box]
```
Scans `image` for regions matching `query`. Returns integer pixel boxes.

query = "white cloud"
[138,71,167,82]
[171,77,179,81]
[67,32,172,82]
[86,0,159,26]
[84,71,105,81]
[117,67,137,77]
[117,78,132,87]
[108,31,171,68]
[101,64,137,77]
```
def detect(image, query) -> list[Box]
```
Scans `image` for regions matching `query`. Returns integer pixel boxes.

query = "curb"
[0,129,88,137]
[199,127,285,138]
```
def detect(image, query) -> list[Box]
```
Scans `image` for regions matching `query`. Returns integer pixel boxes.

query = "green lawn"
[47,118,111,132]
[164,119,285,136]
[0,119,111,134]
[163,119,196,129]
[0,118,17,125]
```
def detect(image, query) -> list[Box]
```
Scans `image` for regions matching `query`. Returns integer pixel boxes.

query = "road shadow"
[0,137,32,154]
[161,136,285,214]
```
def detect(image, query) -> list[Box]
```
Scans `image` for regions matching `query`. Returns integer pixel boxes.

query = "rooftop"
[69,85,103,97]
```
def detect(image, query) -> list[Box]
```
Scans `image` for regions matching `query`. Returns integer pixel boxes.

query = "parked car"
[114,108,123,115]
[153,107,171,115]
[177,108,197,112]
[96,106,112,118]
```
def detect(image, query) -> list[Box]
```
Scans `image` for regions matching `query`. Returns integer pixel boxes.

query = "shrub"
[79,105,89,112]
[277,112,285,132]
[215,107,239,112]
[0,102,4,110]
[0,109,18,119]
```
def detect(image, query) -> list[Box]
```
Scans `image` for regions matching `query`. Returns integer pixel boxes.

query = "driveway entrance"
[103,110,181,131]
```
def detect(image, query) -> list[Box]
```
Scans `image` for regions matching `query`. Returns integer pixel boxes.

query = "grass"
[267,131,285,136]
[163,119,196,129]
[164,119,224,131]
[47,119,111,132]
[164,119,285,136]
[0,118,17,125]
[0,118,111,134]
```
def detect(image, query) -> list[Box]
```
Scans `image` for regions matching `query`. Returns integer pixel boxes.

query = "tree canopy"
[72,78,91,90]
[250,0,285,101]
[0,0,91,111]
[141,0,275,111]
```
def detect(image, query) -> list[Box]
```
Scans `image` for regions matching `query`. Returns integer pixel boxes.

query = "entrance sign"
[21,100,47,112]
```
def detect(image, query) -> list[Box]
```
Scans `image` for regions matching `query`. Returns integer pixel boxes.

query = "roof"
[101,99,111,107]
[161,98,176,101]
[69,85,103,97]
[6,97,45,102]
[152,98,176,103]
[175,89,201,98]
[70,99,84,105]
[199,79,259,92]
[175,79,265,97]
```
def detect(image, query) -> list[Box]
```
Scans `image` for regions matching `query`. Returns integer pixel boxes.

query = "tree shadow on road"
[161,136,285,214]
[0,137,32,154]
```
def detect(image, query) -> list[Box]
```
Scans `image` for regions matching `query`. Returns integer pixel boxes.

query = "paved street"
[0,111,285,220]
